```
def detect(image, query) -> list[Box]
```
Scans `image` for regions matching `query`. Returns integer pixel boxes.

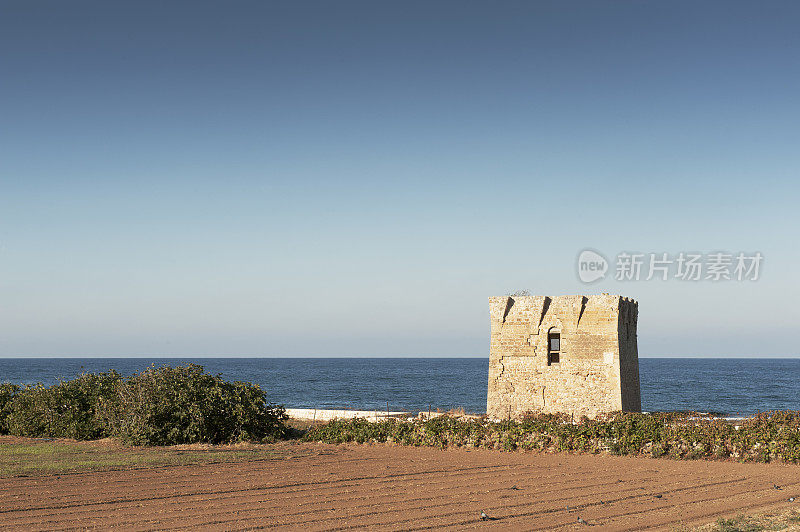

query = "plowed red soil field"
[2,442,799,531]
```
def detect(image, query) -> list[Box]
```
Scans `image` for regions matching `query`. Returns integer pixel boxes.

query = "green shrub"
[2,365,287,446]
[6,372,121,440]
[100,364,287,445]
[302,410,800,465]
[0,383,20,434]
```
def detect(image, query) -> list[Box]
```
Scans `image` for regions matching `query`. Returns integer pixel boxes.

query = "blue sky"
[1,1,798,357]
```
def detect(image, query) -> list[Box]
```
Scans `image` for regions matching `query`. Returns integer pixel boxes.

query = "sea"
[0,358,797,417]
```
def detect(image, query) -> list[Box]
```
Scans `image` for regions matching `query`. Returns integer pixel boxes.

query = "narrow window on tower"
[548,329,560,366]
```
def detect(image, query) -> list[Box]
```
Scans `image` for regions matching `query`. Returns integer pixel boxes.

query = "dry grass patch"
[693,509,800,531]
[0,435,312,477]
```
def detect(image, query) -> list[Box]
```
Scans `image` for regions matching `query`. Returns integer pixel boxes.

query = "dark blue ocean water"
[0,358,797,416]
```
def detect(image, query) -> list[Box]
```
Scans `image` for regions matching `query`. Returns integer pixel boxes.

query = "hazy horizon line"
[1,355,798,359]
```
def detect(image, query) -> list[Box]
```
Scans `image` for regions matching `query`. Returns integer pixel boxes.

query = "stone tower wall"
[486,294,640,419]
[618,298,641,412]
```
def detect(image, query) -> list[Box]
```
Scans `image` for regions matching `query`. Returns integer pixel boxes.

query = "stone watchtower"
[486,294,641,420]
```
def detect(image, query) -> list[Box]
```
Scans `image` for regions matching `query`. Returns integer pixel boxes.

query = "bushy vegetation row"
[3,365,799,463]
[303,411,800,464]
[0,365,287,445]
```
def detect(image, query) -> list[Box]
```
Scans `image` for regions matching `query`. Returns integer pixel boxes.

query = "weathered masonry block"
[486,294,641,420]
